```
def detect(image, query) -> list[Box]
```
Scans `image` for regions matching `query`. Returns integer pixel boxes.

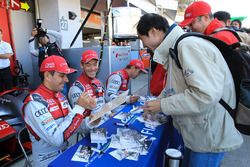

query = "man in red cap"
[22,55,96,167]
[179,1,239,45]
[68,50,107,130]
[105,59,147,104]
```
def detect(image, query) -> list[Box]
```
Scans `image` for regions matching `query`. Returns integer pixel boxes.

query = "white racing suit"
[105,69,130,107]
[68,73,108,133]
[22,84,87,167]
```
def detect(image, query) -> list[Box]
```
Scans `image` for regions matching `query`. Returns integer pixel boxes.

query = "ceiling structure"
[80,0,179,37]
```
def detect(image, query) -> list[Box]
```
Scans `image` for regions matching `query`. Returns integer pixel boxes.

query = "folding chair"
[17,127,32,167]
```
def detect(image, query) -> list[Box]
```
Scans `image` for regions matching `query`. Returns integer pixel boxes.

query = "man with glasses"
[179,1,239,45]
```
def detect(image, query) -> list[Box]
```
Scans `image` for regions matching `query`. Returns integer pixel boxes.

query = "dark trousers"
[0,66,13,92]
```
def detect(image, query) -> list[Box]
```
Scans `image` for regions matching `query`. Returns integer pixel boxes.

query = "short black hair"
[231,19,242,28]
[137,13,169,36]
[40,71,55,81]
[213,11,231,24]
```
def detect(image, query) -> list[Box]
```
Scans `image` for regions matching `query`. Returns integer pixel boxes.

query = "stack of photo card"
[90,128,107,144]
[109,128,153,161]
[71,145,92,162]
[137,112,168,127]
[109,149,140,161]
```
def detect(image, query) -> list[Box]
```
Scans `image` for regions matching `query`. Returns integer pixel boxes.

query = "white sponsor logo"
[0,124,10,130]
[50,106,59,112]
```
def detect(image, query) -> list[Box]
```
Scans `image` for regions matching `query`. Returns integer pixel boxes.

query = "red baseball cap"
[81,50,99,63]
[179,1,211,27]
[129,59,148,73]
[40,55,77,74]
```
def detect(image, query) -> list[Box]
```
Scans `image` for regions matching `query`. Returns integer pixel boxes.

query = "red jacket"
[150,64,167,96]
[204,19,239,44]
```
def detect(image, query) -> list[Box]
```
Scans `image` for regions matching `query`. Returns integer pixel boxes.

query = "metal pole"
[34,0,40,19]
[147,56,152,96]
[107,0,112,45]
[69,0,99,48]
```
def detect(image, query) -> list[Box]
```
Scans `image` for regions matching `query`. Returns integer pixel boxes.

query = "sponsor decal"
[184,68,194,78]
[61,101,69,109]
[41,117,54,126]
[45,62,55,68]
[32,94,48,107]
[72,93,81,99]
[35,108,48,117]
[58,96,66,101]
[0,124,9,130]
[74,82,85,92]
[111,79,120,85]
[47,99,56,105]
[49,106,59,112]
[110,85,119,89]
[45,123,56,132]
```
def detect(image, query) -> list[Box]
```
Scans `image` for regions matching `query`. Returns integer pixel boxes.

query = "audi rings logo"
[35,108,48,117]
[0,124,9,130]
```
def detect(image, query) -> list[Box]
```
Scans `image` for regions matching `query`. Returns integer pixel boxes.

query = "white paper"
[89,90,129,123]
[90,128,107,144]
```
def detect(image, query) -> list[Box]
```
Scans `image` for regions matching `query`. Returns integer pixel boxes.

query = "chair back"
[17,127,32,167]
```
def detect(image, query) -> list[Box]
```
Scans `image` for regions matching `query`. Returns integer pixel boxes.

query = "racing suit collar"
[82,73,94,84]
[121,69,129,80]
[39,84,59,98]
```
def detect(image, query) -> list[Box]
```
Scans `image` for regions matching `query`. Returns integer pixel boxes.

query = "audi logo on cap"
[136,63,142,67]
[45,62,55,68]
[0,124,10,130]
[185,13,192,17]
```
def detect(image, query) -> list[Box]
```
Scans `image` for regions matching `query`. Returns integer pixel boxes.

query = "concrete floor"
[9,73,250,167]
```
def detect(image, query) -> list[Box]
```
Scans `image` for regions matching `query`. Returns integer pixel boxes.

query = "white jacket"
[155,25,243,152]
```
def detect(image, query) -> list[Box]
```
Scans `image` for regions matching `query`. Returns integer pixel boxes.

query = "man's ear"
[80,63,84,69]
[44,71,52,81]
[203,14,211,21]
[148,28,157,36]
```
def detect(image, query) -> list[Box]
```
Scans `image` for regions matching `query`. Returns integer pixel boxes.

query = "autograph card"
[90,128,107,144]
[71,145,92,162]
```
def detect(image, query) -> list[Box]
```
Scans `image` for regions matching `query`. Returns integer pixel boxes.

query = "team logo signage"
[0,0,30,11]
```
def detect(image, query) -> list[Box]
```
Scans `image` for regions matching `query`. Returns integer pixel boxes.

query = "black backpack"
[169,32,250,135]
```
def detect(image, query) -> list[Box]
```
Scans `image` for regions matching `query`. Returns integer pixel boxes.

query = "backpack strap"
[219,99,235,118]
[170,32,229,69]
[212,27,242,42]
